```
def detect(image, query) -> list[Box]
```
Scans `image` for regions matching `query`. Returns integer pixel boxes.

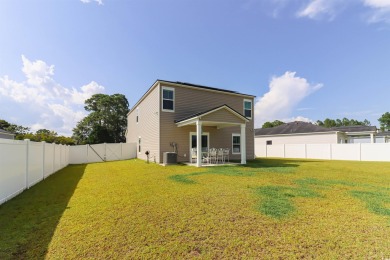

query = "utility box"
[163,152,177,165]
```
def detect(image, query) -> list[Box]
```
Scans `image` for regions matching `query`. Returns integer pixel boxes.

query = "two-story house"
[126,80,255,167]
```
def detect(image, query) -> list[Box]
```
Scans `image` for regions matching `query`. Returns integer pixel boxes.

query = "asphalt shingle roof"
[0,129,15,135]
[158,80,255,97]
[255,121,379,136]
[255,122,330,136]
[329,125,377,132]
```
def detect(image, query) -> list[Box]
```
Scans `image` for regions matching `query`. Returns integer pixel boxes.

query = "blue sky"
[1,0,389,135]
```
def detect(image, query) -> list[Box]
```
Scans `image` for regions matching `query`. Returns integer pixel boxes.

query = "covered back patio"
[175,105,249,167]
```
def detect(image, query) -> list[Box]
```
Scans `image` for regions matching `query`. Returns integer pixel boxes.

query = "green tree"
[72,94,129,144]
[317,118,370,128]
[0,119,11,130]
[378,112,390,131]
[262,120,285,128]
[34,129,58,143]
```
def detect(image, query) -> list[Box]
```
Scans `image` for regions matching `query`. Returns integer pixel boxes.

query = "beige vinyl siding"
[255,132,338,146]
[202,109,243,124]
[159,84,254,163]
[126,86,160,162]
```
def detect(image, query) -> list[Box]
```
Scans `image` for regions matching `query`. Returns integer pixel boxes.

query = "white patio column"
[240,124,246,164]
[370,133,375,143]
[196,120,202,167]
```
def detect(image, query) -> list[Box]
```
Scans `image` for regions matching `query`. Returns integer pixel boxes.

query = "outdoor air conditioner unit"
[163,152,177,165]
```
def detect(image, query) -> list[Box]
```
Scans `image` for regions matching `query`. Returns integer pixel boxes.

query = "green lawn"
[0,159,389,259]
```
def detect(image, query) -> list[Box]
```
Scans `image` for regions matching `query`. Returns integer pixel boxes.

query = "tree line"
[262,113,390,131]
[0,119,75,145]
[1,93,129,145]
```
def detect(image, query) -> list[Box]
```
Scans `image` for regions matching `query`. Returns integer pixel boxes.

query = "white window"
[244,99,252,119]
[138,137,141,153]
[162,86,174,112]
[232,134,241,154]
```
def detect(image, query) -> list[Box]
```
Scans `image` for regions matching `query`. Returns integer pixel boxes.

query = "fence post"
[52,143,55,174]
[42,141,46,180]
[304,144,307,159]
[24,139,30,189]
[104,142,107,161]
[121,142,123,160]
[59,144,62,168]
[283,144,286,158]
[86,144,89,164]
[359,143,362,161]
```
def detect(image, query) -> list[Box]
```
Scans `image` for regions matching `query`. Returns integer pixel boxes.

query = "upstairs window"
[162,87,174,112]
[266,140,272,145]
[136,107,139,123]
[244,99,252,119]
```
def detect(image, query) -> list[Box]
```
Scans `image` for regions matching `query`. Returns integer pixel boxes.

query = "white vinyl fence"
[69,143,136,164]
[0,140,137,206]
[0,139,69,205]
[256,143,390,162]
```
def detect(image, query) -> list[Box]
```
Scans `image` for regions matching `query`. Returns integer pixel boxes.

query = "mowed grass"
[0,159,389,259]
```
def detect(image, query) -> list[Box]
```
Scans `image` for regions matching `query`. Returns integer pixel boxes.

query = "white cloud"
[283,116,314,123]
[364,0,390,8]
[254,71,323,128]
[0,55,105,136]
[280,0,390,23]
[70,81,105,105]
[363,0,390,23]
[297,0,340,20]
[80,0,103,5]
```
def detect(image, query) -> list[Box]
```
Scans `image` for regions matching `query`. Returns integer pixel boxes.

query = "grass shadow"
[0,164,86,259]
[169,159,301,184]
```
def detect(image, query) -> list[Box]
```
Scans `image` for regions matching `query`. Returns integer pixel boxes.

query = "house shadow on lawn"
[169,158,307,184]
[243,158,323,169]
[0,164,86,259]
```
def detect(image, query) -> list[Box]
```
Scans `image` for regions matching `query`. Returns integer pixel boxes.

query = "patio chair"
[217,148,224,164]
[202,149,211,164]
[209,148,217,164]
[191,148,197,163]
[223,148,230,163]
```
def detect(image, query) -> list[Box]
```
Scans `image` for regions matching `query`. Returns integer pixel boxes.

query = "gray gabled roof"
[255,121,331,136]
[377,131,390,137]
[174,104,248,124]
[255,121,379,136]
[0,129,15,135]
[329,125,377,132]
[158,80,255,98]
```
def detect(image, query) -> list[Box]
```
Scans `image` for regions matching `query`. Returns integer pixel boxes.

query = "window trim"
[243,99,252,119]
[232,133,241,154]
[162,86,175,112]
[266,140,272,145]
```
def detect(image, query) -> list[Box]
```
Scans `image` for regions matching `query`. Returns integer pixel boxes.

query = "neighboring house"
[369,131,390,143]
[126,80,255,166]
[0,129,15,140]
[255,121,381,146]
